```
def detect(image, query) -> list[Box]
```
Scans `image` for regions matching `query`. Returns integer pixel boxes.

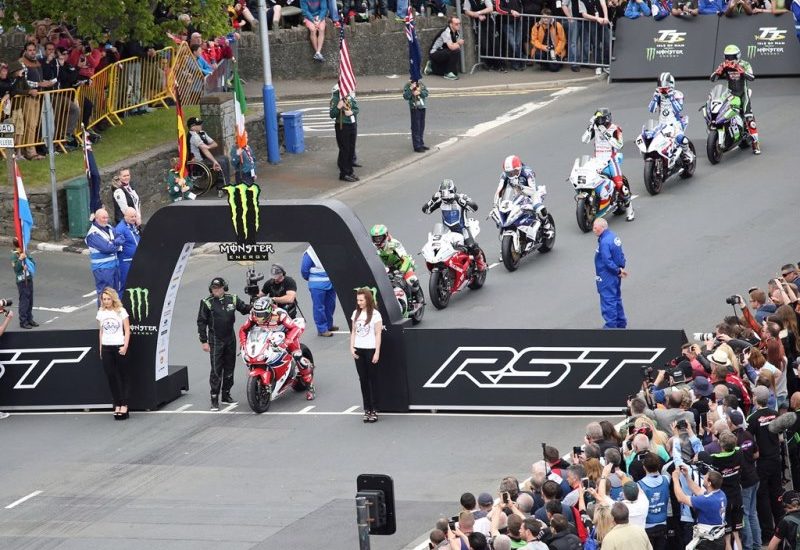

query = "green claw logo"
[645,48,656,62]
[747,45,757,59]
[127,288,150,321]
[224,183,261,242]
[354,286,378,302]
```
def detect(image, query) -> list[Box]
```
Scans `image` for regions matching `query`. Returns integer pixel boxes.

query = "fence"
[3,88,77,158]
[474,13,613,70]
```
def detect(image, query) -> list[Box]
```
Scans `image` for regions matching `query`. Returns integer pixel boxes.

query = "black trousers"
[354,348,377,412]
[209,337,237,396]
[410,108,426,150]
[645,524,668,550]
[16,278,33,325]
[757,457,784,539]
[102,344,131,407]
[430,47,459,76]
[335,123,357,177]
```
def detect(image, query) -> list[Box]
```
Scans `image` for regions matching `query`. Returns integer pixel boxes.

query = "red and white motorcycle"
[420,221,486,310]
[241,325,314,413]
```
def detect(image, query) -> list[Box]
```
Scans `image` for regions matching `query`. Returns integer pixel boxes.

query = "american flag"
[337,20,357,97]
[405,6,422,82]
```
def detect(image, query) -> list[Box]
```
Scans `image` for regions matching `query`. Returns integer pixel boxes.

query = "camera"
[502,492,510,504]
[640,365,655,381]
[448,519,456,531]
[725,295,742,306]
[696,462,710,475]
[244,267,264,302]
[581,478,595,490]
[0,299,12,308]
[693,332,716,342]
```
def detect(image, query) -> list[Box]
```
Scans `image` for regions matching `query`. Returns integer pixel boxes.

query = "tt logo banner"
[0,348,91,389]
[755,27,786,41]
[654,30,686,44]
[423,347,665,389]
[127,287,150,321]
[224,183,261,243]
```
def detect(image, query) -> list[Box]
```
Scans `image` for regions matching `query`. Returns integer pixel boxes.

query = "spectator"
[300,245,338,337]
[166,157,196,202]
[85,208,123,303]
[424,16,464,80]
[112,168,141,224]
[520,517,549,549]
[637,452,670,550]
[645,389,696,433]
[402,79,429,153]
[749,288,777,325]
[767,490,800,550]
[12,237,36,329]
[115,207,140,295]
[534,480,574,524]
[96,287,131,420]
[49,47,85,149]
[726,0,768,13]
[329,84,359,182]
[672,0,699,14]
[350,287,382,423]
[728,409,762,550]
[187,117,229,197]
[698,431,744,550]
[530,9,566,72]
[300,0,328,62]
[230,1,260,30]
[600,502,652,550]
[548,514,582,549]
[578,0,610,72]
[260,264,299,319]
[562,464,585,506]
[190,43,213,76]
[495,0,525,72]
[749,385,783,542]
[671,467,727,549]
[230,142,257,184]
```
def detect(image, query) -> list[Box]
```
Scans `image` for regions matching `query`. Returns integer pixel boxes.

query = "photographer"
[671,467,726,549]
[698,431,745,550]
[645,387,695,434]
[259,264,299,319]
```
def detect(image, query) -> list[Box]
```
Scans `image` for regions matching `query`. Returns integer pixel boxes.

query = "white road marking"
[44,317,58,324]
[436,137,458,149]
[34,299,96,313]
[298,405,315,414]
[220,403,238,413]
[550,86,585,97]
[343,405,360,413]
[82,291,96,298]
[330,330,350,334]
[488,262,500,269]
[174,404,193,412]
[5,491,43,509]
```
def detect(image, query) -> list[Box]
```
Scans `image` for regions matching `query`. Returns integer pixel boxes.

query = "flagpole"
[258,0,281,164]
[42,93,61,240]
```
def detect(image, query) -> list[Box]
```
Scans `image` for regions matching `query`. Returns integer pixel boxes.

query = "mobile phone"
[448,520,456,531]
[676,419,688,430]
[502,492,509,504]
[573,446,582,456]
[581,478,590,489]
[628,423,635,435]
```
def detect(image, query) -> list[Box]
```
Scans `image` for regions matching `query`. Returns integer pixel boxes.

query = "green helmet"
[723,44,740,62]
[370,224,389,249]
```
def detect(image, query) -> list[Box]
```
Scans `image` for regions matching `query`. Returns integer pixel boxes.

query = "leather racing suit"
[377,235,422,299]
[422,191,482,254]
[648,89,693,161]
[494,163,552,235]
[711,60,759,148]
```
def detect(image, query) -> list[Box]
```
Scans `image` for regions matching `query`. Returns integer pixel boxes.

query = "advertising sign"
[716,18,800,76]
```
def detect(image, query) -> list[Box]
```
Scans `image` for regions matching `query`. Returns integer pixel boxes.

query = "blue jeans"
[741,482,761,550]
[505,20,524,68]
[567,18,590,66]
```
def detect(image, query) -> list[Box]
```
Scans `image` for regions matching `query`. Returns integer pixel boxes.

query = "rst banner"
[611,16,800,80]
[404,329,687,412]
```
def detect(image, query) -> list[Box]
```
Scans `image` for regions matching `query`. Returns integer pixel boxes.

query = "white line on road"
[298,406,315,414]
[343,406,360,414]
[34,299,96,313]
[488,262,500,269]
[82,291,96,298]
[44,317,59,324]
[174,404,193,412]
[330,330,350,334]
[436,137,458,149]
[5,491,43,509]
[220,403,238,413]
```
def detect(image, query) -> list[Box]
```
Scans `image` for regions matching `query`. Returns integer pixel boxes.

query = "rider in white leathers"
[647,72,694,164]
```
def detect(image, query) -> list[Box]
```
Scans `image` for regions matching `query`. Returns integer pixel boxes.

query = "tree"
[4,0,231,45]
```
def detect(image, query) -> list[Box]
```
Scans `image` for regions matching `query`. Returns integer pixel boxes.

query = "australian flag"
[405,6,422,82]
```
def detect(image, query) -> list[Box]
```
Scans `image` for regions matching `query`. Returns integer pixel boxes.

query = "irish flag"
[12,158,36,275]
[233,61,247,150]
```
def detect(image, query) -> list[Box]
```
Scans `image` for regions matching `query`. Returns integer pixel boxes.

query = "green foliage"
[3,0,232,45]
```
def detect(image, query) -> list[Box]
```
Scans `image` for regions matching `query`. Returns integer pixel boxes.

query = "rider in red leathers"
[238,296,315,400]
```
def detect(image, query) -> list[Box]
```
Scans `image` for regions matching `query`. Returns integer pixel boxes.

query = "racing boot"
[625,203,635,222]
[679,136,694,165]
[746,115,761,155]
[536,206,554,240]
[293,351,315,400]
[409,277,424,305]
[471,245,487,271]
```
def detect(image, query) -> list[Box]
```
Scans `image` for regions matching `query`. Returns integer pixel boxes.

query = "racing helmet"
[723,44,741,62]
[503,155,522,179]
[370,224,389,249]
[657,72,674,94]
[251,296,274,324]
[594,108,612,127]
[439,179,456,202]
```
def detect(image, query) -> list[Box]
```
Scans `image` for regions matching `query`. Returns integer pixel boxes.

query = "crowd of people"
[427,262,800,550]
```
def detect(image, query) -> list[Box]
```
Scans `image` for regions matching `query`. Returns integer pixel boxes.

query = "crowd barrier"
[475,13,613,70]
[611,14,800,80]
[2,88,77,158]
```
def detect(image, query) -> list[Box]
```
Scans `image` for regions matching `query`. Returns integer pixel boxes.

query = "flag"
[405,6,422,82]
[233,61,248,150]
[337,21,357,98]
[174,88,188,178]
[83,125,102,215]
[12,158,36,275]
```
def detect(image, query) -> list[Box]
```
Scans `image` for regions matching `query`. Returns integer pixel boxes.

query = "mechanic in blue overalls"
[593,217,628,329]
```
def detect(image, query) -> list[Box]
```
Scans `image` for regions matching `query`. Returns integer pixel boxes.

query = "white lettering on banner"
[0,348,91,389]
[155,242,195,381]
[423,347,665,390]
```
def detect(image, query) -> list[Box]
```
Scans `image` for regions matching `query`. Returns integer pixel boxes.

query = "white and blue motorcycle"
[489,182,555,271]
[635,120,696,196]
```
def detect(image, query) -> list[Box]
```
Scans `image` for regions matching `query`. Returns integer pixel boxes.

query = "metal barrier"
[6,88,78,158]
[110,47,174,116]
[77,62,121,130]
[168,41,206,105]
[204,58,232,94]
[475,13,613,70]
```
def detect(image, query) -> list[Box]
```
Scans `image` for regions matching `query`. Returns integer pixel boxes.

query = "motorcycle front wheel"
[643,158,663,196]
[538,214,556,253]
[246,375,272,413]
[429,269,451,310]
[576,197,594,233]
[706,132,722,165]
[468,250,487,289]
[679,140,697,179]
[501,234,521,272]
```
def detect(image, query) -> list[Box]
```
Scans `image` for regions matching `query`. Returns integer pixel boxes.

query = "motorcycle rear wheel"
[429,269,451,310]
[643,158,663,196]
[411,291,425,325]
[538,214,556,253]
[679,140,697,179]
[468,250,487,289]
[706,132,722,165]
[501,234,521,272]
[576,197,594,233]
[247,375,272,413]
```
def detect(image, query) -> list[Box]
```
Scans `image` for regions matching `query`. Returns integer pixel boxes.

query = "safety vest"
[639,474,669,528]
[305,246,332,290]
[85,223,119,271]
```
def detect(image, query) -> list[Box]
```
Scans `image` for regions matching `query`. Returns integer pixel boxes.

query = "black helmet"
[594,108,612,127]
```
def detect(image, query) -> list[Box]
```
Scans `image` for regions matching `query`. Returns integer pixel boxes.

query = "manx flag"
[337,20,357,97]
[12,158,36,275]
[82,125,102,214]
[174,87,188,178]
[405,6,422,82]
[233,61,248,150]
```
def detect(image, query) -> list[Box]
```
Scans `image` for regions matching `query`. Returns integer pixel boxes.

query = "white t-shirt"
[351,309,382,349]
[626,493,650,528]
[97,308,128,346]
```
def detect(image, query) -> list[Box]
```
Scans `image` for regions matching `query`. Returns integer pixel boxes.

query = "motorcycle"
[701,84,752,165]
[489,184,555,272]
[568,155,629,233]
[635,119,696,196]
[420,221,486,310]
[386,267,425,324]
[241,324,314,413]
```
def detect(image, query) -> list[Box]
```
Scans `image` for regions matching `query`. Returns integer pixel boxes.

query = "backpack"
[782,514,800,550]
[427,26,450,55]
[571,506,589,543]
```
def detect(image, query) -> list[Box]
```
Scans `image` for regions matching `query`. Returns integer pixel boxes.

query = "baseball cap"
[209,277,225,288]
[478,492,494,506]
[187,116,203,127]
[782,490,800,506]
[622,481,639,501]
[693,376,714,397]
[728,410,744,427]
[270,264,286,276]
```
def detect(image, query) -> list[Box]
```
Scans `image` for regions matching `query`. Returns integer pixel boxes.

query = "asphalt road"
[0,77,797,549]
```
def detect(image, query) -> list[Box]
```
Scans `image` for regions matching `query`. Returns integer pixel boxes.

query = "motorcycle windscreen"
[709,84,728,102]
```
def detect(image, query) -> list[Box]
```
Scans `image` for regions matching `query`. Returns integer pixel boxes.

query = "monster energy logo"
[127,288,149,321]
[747,45,757,58]
[224,183,261,242]
[646,47,656,61]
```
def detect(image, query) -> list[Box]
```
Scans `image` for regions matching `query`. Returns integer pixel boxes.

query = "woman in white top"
[350,287,382,423]
[97,287,131,420]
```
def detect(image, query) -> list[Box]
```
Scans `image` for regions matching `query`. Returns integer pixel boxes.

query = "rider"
[581,108,635,222]
[494,155,553,235]
[648,72,693,164]
[422,179,486,266]
[710,44,760,155]
[369,224,424,302]
[238,296,315,400]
